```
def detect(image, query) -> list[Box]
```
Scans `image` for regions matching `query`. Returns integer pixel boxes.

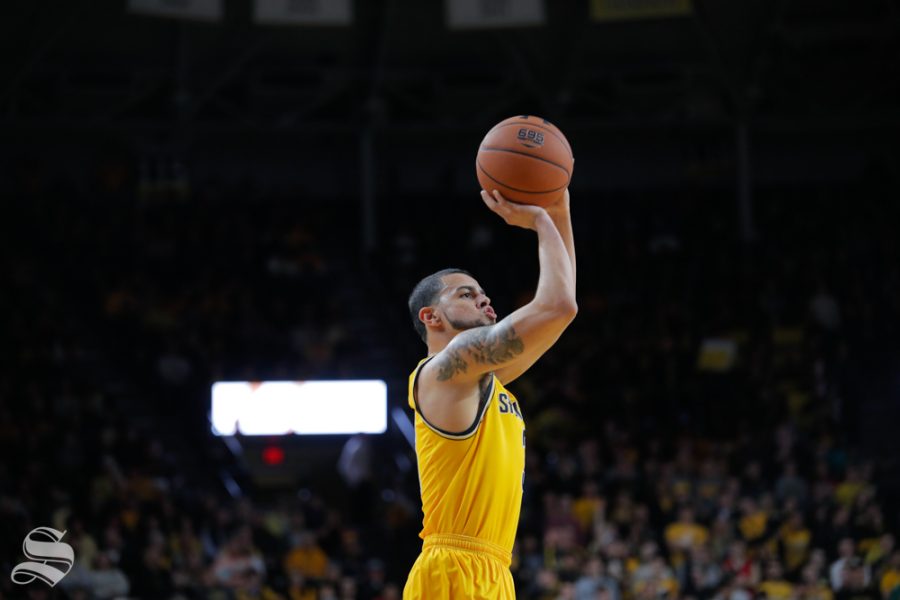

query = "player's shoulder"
[417,347,491,392]
[415,351,496,400]
[410,356,433,378]
[412,355,494,436]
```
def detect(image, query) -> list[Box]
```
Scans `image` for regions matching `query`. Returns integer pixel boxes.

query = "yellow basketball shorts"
[403,534,515,599]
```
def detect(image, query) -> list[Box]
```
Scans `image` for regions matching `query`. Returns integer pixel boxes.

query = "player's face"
[436,273,496,332]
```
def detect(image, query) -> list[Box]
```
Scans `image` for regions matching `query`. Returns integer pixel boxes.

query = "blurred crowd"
[2,156,899,599]
[2,161,415,599]
[511,423,899,600]
[0,384,410,600]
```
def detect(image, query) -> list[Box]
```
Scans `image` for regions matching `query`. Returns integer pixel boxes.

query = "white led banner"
[211,380,387,435]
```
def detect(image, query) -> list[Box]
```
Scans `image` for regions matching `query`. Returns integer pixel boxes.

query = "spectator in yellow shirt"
[572,481,604,532]
[780,510,812,572]
[738,497,769,543]
[880,551,900,599]
[865,534,894,572]
[759,560,795,600]
[283,532,329,580]
[835,465,867,508]
[665,507,710,553]
[796,563,833,600]
[665,507,711,571]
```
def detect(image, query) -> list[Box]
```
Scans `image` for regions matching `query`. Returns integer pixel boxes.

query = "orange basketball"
[476,115,574,207]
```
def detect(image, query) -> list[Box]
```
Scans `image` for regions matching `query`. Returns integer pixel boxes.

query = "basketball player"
[403,188,577,599]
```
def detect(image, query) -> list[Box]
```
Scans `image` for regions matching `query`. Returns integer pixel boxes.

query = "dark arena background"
[2,1,900,599]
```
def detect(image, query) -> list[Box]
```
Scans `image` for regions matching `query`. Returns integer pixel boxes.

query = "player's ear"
[419,306,441,329]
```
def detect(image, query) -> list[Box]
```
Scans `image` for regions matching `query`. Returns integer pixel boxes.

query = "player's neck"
[425,333,454,357]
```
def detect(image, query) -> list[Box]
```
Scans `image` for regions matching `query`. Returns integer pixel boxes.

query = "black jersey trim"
[413,356,494,441]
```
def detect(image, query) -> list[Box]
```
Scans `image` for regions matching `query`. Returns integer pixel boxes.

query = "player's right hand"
[481,189,548,231]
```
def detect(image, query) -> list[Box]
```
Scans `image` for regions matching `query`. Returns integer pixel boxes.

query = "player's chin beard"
[447,316,492,331]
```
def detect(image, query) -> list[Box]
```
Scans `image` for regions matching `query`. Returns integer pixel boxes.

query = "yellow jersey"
[408,356,526,553]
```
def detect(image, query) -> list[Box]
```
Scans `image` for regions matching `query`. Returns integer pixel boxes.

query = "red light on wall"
[262,445,285,465]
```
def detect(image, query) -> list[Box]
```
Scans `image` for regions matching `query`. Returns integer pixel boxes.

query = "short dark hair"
[408,268,472,343]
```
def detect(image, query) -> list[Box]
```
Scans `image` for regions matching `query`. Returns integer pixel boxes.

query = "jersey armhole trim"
[413,356,494,441]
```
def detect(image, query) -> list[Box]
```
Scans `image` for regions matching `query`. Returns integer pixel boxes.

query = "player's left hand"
[481,189,548,231]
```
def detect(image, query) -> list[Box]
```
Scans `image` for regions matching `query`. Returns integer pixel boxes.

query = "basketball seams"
[477,162,568,195]
[479,146,571,175]
[477,115,573,205]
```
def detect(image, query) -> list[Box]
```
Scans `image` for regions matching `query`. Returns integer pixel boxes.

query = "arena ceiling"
[0,1,897,197]
[1,0,897,131]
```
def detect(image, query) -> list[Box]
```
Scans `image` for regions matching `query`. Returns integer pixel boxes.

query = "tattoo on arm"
[436,350,468,381]
[435,323,525,381]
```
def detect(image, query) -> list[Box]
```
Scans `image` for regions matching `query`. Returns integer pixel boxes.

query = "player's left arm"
[494,189,576,385]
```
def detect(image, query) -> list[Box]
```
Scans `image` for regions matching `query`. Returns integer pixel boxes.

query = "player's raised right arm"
[426,191,577,384]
